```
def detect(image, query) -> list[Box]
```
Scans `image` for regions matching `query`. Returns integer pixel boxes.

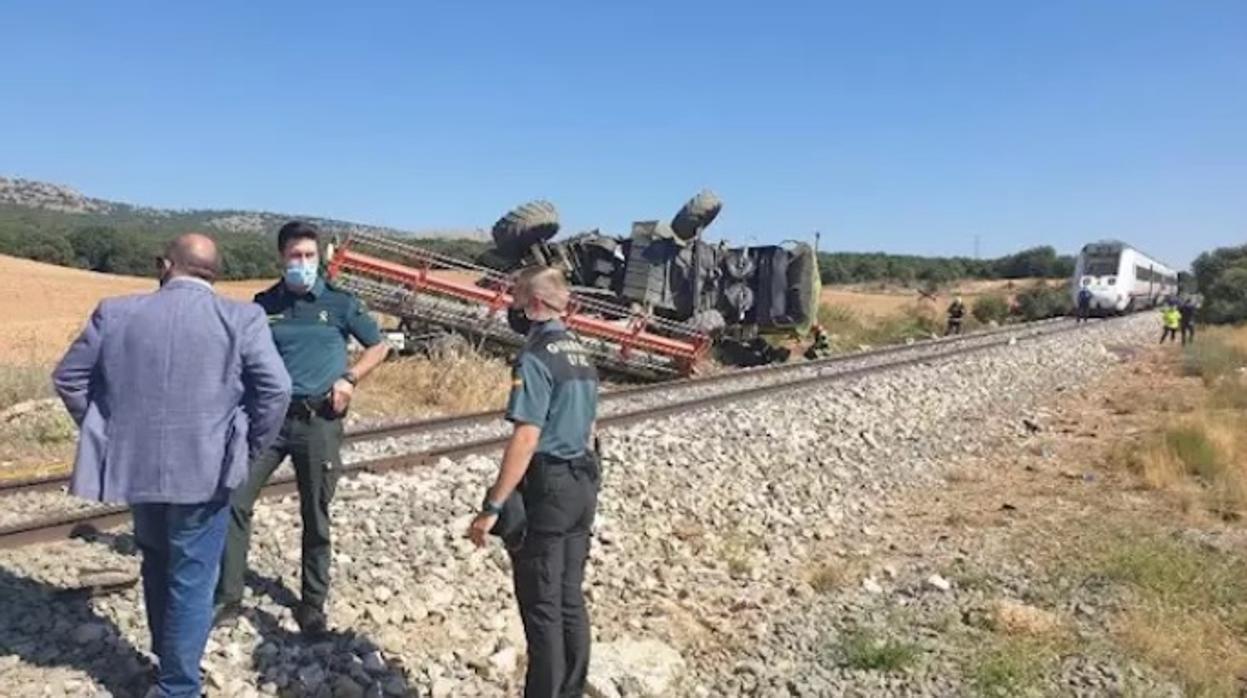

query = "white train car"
[1072,240,1178,315]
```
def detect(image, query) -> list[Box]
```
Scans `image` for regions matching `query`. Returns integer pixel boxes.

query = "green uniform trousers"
[216,405,343,610]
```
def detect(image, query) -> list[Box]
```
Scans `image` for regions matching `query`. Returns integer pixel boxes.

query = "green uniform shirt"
[505,320,599,460]
[255,279,383,398]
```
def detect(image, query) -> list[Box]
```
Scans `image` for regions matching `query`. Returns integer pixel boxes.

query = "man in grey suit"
[53,233,291,698]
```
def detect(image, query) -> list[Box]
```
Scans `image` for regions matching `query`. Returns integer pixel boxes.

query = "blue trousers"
[132,500,229,698]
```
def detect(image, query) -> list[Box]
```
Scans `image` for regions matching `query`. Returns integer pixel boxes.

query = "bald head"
[164,233,221,283]
[512,266,570,321]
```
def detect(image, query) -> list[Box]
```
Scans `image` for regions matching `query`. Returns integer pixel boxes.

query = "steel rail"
[0,317,1090,549]
[0,318,1066,498]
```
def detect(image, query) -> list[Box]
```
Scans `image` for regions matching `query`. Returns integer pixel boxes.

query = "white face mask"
[284,259,318,290]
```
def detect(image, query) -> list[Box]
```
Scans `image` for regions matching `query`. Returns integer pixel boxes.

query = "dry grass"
[804,558,861,593]
[1109,328,1247,518]
[1078,333,1247,694]
[816,302,946,351]
[0,360,53,412]
[1122,412,1247,515]
[1094,536,1247,697]
[1184,326,1247,388]
[0,254,264,363]
[821,278,1050,320]
[350,351,512,421]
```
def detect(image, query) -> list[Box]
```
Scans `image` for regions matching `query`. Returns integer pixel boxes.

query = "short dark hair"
[277,221,320,253]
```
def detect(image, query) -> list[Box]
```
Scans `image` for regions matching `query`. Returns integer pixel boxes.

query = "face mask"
[506,307,532,335]
[284,260,318,290]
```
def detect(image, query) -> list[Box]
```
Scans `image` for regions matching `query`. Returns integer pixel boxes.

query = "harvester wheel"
[671,190,723,241]
[492,200,560,258]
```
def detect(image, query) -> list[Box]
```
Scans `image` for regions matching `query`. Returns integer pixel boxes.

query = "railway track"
[0,316,1084,548]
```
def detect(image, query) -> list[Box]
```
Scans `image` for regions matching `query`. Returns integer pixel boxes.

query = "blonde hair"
[512,266,570,316]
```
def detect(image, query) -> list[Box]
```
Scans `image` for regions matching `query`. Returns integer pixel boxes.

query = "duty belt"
[288,396,333,420]
[532,450,600,476]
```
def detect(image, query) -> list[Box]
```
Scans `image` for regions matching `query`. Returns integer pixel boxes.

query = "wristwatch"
[342,371,359,386]
[480,500,505,517]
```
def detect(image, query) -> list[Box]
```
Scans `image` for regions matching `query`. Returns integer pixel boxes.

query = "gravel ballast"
[0,316,1154,696]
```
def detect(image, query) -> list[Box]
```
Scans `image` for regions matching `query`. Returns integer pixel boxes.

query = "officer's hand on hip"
[467,513,497,548]
[330,378,355,415]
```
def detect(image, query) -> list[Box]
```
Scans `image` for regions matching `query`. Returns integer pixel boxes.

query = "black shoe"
[212,601,242,627]
[294,603,327,637]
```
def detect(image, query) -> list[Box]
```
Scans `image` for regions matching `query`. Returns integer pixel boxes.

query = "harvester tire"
[671,190,723,241]
[492,200,560,258]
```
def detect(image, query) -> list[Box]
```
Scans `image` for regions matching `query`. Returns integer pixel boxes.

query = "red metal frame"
[331,247,707,368]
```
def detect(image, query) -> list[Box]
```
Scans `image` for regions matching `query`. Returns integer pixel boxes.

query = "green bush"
[972,295,1010,325]
[1013,283,1071,321]
[1192,245,1247,324]
[1204,266,1247,324]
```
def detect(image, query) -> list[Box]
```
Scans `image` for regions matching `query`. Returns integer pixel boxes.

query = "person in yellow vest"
[1160,302,1181,344]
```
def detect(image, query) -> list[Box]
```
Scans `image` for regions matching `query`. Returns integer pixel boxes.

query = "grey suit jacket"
[53,277,292,504]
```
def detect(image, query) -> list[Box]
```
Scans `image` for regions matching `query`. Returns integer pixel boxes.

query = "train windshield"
[1081,252,1120,277]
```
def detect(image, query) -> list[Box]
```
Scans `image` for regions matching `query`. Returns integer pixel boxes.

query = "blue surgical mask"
[284,260,318,290]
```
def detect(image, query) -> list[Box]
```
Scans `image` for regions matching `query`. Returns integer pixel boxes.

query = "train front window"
[1082,254,1120,276]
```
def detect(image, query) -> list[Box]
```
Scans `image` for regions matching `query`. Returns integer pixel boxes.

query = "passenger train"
[1072,240,1178,315]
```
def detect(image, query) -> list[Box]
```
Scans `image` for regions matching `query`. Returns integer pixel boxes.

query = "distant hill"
[0,175,489,241]
[0,175,492,280]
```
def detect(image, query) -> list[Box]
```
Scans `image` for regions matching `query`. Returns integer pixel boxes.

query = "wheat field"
[0,254,267,363]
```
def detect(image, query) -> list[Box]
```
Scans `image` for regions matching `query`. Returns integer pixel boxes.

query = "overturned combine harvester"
[326,192,821,379]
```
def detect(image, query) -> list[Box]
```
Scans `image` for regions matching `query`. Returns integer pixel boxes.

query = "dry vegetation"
[918,326,1247,695]
[1059,329,1247,694]
[0,254,263,364]
[1109,326,1247,517]
[349,350,512,422]
[0,254,515,476]
[819,277,1050,319]
[802,325,1247,695]
[815,301,947,351]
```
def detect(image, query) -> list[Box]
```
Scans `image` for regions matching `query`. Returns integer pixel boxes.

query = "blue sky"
[2,1,1243,268]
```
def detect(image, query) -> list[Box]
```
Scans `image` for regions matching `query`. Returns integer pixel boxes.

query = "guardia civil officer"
[215,221,390,635]
[468,266,600,698]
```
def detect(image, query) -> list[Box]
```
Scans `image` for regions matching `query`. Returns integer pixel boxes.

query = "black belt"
[532,451,599,476]
[288,396,332,420]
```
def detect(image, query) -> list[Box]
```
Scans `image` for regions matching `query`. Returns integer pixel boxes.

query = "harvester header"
[327,231,710,379]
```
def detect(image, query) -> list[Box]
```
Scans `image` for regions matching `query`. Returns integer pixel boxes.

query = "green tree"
[1204,265,1247,324]
[69,225,122,271]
